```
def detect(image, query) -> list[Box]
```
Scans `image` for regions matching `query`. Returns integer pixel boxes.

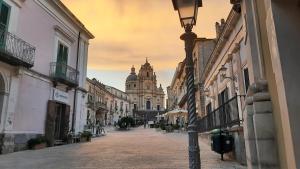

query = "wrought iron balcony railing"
[95,101,107,110]
[0,28,35,68]
[197,95,245,133]
[50,62,79,87]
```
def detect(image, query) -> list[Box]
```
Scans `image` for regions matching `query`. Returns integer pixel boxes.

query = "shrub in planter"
[154,123,160,128]
[159,123,166,130]
[166,125,174,133]
[117,116,135,129]
[81,131,92,142]
[27,136,48,150]
[172,124,180,130]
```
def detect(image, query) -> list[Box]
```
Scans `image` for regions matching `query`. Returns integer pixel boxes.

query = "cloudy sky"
[61,0,231,92]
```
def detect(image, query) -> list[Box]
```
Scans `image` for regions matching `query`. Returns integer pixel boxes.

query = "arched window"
[147,72,149,77]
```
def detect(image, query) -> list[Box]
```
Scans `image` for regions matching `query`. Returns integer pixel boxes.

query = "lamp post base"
[188,125,201,169]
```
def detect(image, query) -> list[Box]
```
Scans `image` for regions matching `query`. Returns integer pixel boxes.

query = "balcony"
[197,95,245,133]
[50,62,79,87]
[87,99,94,109]
[0,28,35,68]
[95,101,107,110]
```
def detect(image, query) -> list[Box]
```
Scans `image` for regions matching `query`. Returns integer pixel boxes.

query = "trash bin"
[210,129,234,160]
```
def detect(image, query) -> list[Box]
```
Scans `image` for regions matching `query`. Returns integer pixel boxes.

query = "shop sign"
[53,89,69,104]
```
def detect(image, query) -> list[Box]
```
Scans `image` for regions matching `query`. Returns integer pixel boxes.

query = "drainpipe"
[71,32,81,133]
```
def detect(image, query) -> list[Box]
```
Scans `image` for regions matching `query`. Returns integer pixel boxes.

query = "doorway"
[146,100,151,110]
[45,101,70,146]
[54,104,66,140]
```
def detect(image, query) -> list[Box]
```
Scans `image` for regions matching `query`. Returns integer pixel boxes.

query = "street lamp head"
[172,0,202,29]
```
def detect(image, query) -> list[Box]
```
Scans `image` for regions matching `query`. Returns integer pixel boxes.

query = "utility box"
[210,129,234,160]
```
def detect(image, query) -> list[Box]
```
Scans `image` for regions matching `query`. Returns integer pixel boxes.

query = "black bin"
[210,129,234,160]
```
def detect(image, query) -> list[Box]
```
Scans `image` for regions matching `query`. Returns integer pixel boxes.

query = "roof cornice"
[51,0,95,39]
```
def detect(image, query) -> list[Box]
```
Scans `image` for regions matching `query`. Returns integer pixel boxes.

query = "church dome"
[126,74,137,81]
[126,66,138,81]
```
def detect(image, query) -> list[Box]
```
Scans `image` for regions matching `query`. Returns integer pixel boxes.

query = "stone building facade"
[0,0,93,153]
[85,78,132,131]
[197,5,247,164]
[85,78,108,135]
[125,59,165,120]
[105,85,131,124]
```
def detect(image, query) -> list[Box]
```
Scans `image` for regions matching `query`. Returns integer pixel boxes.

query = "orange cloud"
[61,0,232,72]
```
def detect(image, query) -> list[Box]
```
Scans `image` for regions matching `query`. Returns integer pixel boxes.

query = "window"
[218,88,229,106]
[0,2,10,49]
[206,103,212,114]
[133,104,137,110]
[56,43,69,76]
[0,2,10,30]
[157,105,160,111]
[147,72,149,77]
[134,84,136,88]
[243,68,250,94]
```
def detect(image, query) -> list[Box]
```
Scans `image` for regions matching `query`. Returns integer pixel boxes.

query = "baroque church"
[125,59,165,120]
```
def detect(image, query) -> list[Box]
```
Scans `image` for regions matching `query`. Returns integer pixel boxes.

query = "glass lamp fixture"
[172,0,202,29]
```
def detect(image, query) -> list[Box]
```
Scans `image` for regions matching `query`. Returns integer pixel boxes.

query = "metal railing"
[197,95,245,133]
[95,101,107,110]
[0,27,35,67]
[50,62,79,86]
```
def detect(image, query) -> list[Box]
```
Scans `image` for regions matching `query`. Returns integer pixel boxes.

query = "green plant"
[172,124,180,130]
[166,125,173,132]
[154,123,160,128]
[27,136,47,149]
[159,123,166,130]
[117,116,135,129]
[81,131,92,141]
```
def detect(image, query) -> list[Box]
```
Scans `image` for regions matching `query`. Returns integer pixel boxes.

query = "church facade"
[125,59,165,120]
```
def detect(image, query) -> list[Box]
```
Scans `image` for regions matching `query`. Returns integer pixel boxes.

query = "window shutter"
[0,3,10,30]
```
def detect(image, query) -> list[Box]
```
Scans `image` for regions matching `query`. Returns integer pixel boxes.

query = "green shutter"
[56,44,68,78]
[0,2,10,49]
[0,2,10,30]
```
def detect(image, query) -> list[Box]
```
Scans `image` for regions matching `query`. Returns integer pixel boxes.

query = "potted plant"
[27,136,48,150]
[160,123,166,131]
[172,124,180,133]
[81,131,92,142]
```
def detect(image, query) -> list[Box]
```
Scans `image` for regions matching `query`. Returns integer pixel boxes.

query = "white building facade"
[0,0,93,153]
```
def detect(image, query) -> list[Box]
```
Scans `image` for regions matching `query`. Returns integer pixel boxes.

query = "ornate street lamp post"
[172,0,202,168]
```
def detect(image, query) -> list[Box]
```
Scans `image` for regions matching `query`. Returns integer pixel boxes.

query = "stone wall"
[0,133,41,154]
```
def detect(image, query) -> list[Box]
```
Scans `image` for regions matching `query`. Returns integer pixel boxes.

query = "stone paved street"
[0,127,246,169]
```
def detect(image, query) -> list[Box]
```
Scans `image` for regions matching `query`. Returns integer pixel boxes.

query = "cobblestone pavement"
[0,127,246,169]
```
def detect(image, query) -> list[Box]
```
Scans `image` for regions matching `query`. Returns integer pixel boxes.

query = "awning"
[164,108,188,116]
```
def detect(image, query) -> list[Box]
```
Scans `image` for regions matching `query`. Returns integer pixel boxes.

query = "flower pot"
[33,143,47,150]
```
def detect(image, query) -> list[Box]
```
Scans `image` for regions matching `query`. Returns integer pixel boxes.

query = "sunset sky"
[61,0,232,92]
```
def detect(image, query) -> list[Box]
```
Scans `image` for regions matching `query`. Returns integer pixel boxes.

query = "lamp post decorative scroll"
[172,0,202,169]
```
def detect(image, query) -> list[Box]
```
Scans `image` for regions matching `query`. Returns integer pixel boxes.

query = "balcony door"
[218,88,229,127]
[0,1,10,49]
[56,43,68,78]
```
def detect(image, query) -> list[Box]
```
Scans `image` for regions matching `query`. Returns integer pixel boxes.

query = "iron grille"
[0,27,35,67]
